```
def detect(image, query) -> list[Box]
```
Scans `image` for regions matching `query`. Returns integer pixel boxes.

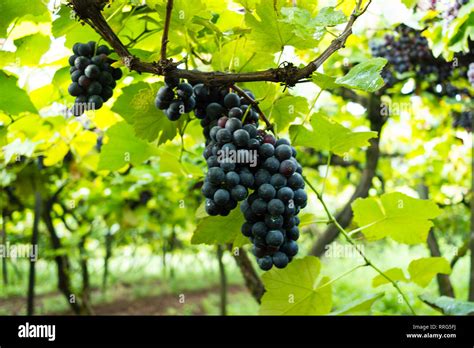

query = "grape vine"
[65,37,307,269]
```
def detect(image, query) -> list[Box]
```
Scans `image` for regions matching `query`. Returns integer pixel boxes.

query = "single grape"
[266,230,284,247]
[257,256,273,271]
[272,252,289,268]
[231,185,248,201]
[88,95,104,109]
[267,199,285,216]
[224,93,241,108]
[68,82,83,97]
[252,221,268,238]
[214,189,230,205]
[279,159,297,177]
[258,183,276,201]
[85,64,100,79]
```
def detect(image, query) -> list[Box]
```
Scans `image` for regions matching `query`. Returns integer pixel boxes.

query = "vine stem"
[320,153,332,197]
[347,219,385,236]
[160,0,173,62]
[230,84,274,133]
[178,118,190,162]
[303,176,417,315]
[68,0,369,85]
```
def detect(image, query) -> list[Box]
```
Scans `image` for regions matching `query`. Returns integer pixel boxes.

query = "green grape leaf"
[446,3,474,54]
[191,207,248,247]
[98,122,157,171]
[156,0,208,27]
[52,6,99,46]
[335,58,387,92]
[352,192,442,244]
[30,84,61,110]
[245,0,317,53]
[195,201,207,219]
[331,293,384,315]
[260,256,332,315]
[419,294,474,315]
[297,213,318,227]
[270,95,309,132]
[0,71,37,114]
[0,0,49,37]
[289,114,377,156]
[43,140,69,167]
[52,66,71,91]
[408,257,451,288]
[14,33,50,66]
[0,51,15,69]
[52,6,77,38]
[280,7,317,40]
[156,147,202,177]
[0,126,7,147]
[372,268,409,287]
[210,35,274,73]
[112,82,177,144]
[312,72,339,90]
[312,7,347,27]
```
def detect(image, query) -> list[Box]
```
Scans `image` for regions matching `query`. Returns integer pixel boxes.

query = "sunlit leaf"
[191,207,248,247]
[352,192,442,244]
[112,82,178,144]
[331,293,384,315]
[312,72,339,90]
[260,256,332,315]
[372,268,409,287]
[98,122,157,171]
[245,0,318,53]
[289,114,377,156]
[14,33,50,66]
[0,71,37,115]
[0,0,49,37]
[335,58,387,92]
[70,130,98,158]
[313,7,347,27]
[270,95,309,132]
[408,257,451,288]
[43,140,69,167]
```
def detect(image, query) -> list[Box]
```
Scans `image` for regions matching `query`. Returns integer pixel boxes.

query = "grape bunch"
[192,85,306,269]
[153,78,307,270]
[233,132,307,271]
[370,24,436,88]
[240,135,306,271]
[370,25,432,75]
[68,41,122,116]
[201,116,260,216]
[201,113,306,269]
[155,77,196,121]
[371,24,473,96]
[192,84,260,143]
[468,63,474,87]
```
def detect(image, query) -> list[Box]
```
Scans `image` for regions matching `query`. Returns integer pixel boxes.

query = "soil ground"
[0,283,248,315]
